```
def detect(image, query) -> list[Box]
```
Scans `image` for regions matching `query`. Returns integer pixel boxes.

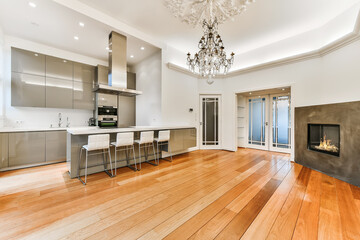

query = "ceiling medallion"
[164,0,255,84]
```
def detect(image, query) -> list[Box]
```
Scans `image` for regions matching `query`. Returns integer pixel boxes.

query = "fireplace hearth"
[308,124,340,157]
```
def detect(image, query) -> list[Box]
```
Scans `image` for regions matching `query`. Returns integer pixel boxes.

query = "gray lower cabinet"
[8,132,46,167]
[46,77,73,108]
[0,134,9,168]
[11,72,46,107]
[73,82,94,110]
[46,131,66,162]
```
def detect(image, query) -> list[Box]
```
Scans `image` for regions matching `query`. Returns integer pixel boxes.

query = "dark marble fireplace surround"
[295,101,360,187]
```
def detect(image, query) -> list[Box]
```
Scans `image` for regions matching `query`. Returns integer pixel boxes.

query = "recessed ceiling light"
[140,47,145,50]
[74,36,79,40]
[79,22,85,27]
[28,2,36,8]
[34,53,38,57]
[130,55,134,58]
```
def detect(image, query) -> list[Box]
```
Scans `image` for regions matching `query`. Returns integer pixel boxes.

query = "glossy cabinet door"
[46,56,73,80]
[11,47,45,76]
[98,93,117,107]
[74,63,95,84]
[73,81,95,110]
[8,132,46,167]
[0,133,9,169]
[96,65,109,85]
[11,72,46,107]
[45,77,73,109]
[184,128,197,149]
[46,131,66,162]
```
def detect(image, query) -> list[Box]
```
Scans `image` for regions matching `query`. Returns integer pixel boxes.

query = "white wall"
[198,39,360,159]
[0,26,4,126]
[161,46,199,126]
[2,36,107,128]
[132,50,162,126]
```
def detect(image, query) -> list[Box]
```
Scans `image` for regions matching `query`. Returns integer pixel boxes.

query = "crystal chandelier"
[164,0,255,84]
[186,18,234,83]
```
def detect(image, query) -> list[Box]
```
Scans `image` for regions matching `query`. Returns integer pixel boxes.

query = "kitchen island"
[67,126,197,178]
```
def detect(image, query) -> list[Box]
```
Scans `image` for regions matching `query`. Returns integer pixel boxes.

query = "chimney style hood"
[94,31,142,96]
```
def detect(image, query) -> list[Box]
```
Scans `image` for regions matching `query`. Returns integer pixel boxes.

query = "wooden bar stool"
[154,130,173,163]
[77,134,113,185]
[135,131,157,170]
[111,132,137,175]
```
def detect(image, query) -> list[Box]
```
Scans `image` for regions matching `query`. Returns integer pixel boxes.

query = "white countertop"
[0,127,68,133]
[67,126,196,135]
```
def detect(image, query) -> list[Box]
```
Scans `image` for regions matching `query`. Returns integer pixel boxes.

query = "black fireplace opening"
[308,124,340,157]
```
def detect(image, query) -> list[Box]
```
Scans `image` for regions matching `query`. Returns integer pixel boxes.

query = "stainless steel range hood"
[94,31,142,96]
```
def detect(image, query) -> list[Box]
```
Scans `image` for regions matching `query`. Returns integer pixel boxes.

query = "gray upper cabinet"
[46,56,73,80]
[8,132,46,167]
[0,133,9,169]
[74,63,95,84]
[46,131,66,162]
[127,72,136,90]
[11,72,46,107]
[73,81,95,110]
[11,47,45,76]
[96,65,109,85]
[46,77,73,109]
[11,48,96,109]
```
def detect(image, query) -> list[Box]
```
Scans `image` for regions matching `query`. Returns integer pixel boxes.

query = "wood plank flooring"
[0,148,360,239]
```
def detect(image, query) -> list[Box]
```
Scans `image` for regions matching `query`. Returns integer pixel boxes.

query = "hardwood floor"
[0,148,360,239]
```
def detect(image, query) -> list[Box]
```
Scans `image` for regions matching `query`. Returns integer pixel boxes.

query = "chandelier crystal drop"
[186,17,234,81]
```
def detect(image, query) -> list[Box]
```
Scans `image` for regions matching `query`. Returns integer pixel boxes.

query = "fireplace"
[308,124,340,157]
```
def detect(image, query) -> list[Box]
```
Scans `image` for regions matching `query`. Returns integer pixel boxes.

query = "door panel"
[270,95,291,153]
[247,97,268,150]
[200,95,221,149]
[11,47,45,76]
[46,56,73,80]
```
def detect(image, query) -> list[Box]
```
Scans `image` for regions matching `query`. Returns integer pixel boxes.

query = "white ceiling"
[78,0,360,54]
[0,0,160,66]
[0,0,359,67]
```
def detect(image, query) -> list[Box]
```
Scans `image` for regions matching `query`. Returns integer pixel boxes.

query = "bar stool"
[154,130,173,163]
[135,131,157,170]
[111,132,137,175]
[77,134,113,185]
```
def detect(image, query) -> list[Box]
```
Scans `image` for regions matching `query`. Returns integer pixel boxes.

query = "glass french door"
[246,94,291,153]
[270,94,291,153]
[200,95,221,149]
[246,96,269,150]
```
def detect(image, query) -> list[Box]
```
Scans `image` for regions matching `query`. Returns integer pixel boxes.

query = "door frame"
[269,93,292,153]
[245,95,270,151]
[199,94,222,149]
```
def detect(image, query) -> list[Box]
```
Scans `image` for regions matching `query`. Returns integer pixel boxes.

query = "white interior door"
[246,96,269,150]
[200,95,221,149]
[270,94,291,153]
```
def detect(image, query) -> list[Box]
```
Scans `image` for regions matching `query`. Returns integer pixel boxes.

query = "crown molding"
[167,11,360,79]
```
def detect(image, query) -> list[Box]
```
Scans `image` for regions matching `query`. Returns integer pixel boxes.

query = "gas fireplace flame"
[314,134,339,153]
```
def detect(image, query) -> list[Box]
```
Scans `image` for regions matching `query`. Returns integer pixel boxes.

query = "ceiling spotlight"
[130,55,134,58]
[28,2,36,8]
[74,36,79,40]
[34,53,38,57]
[140,47,145,50]
[79,22,85,27]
